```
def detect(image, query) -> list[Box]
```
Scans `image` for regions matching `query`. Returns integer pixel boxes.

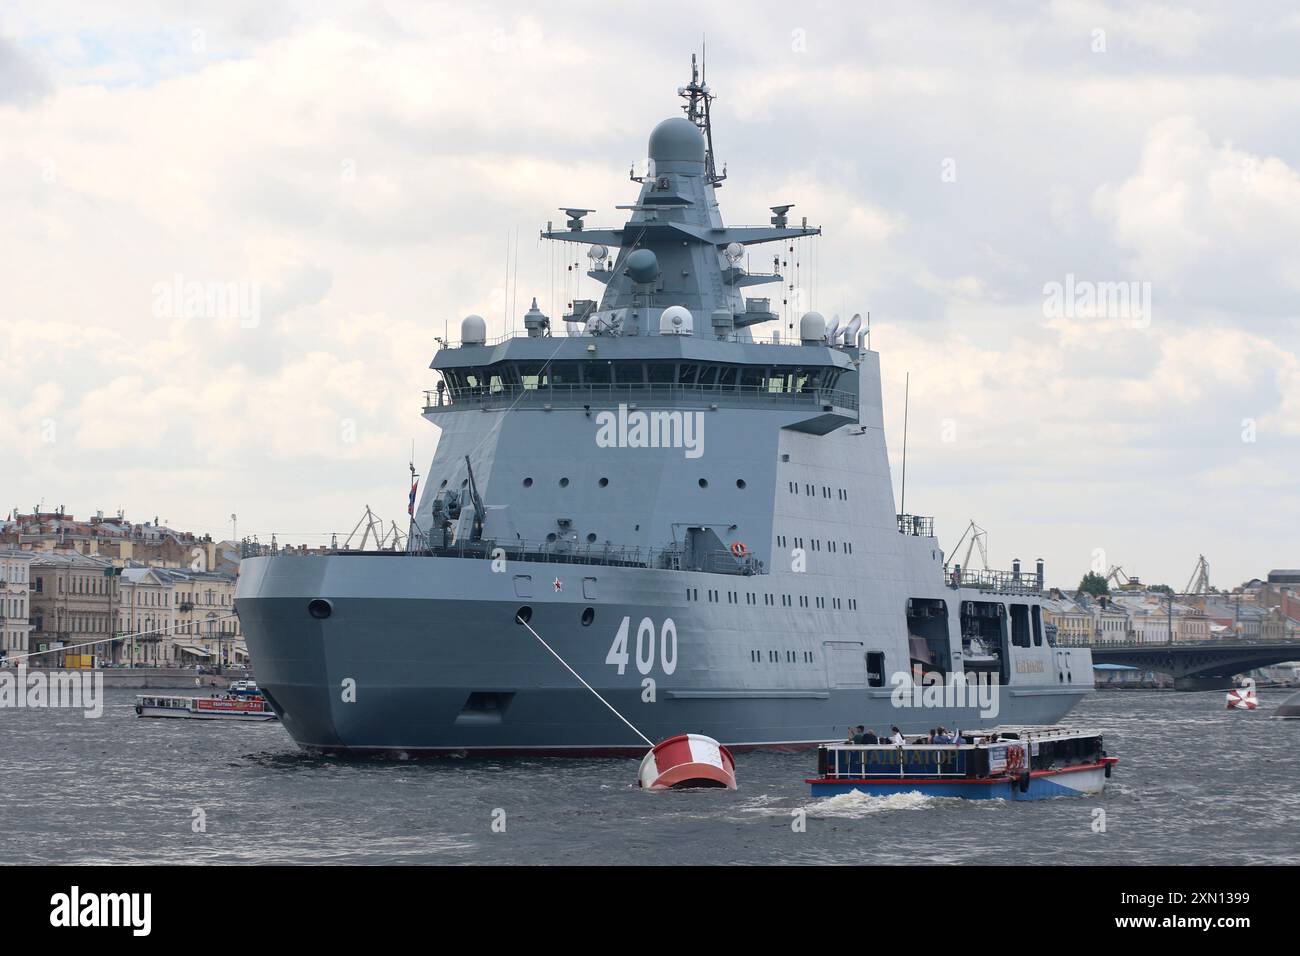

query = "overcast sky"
[2,1,1298,589]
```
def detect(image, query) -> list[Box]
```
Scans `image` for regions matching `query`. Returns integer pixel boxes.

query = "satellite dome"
[626,248,660,283]
[460,314,486,345]
[799,311,826,344]
[648,117,705,168]
[659,305,692,336]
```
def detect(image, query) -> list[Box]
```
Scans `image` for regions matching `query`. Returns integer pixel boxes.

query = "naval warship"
[236,60,1095,755]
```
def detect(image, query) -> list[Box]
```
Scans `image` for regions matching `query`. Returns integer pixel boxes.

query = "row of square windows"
[788,482,849,501]
[687,588,858,611]
[775,535,853,554]
[750,649,817,664]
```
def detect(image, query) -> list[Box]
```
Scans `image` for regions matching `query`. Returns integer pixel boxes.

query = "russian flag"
[408,478,419,516]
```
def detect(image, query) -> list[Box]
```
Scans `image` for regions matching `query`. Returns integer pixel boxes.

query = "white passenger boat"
[134,693,279,721]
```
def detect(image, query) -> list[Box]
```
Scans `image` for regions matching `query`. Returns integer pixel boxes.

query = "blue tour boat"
[806,726,1118,801]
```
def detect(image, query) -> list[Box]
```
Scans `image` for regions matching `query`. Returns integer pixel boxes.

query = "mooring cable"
[515,614,653,748]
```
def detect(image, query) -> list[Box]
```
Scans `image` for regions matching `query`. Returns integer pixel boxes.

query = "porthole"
[736,479,747,489]
[546,532,557,542]
[308,599,332,619]
[559,477,570,487]
[581,607,595,626]
[515,605,533,625]
[439,479,448,489]
[698,478,708,488]
[598,477,609,487]
[523,477,533,487]
[586,533,597,543]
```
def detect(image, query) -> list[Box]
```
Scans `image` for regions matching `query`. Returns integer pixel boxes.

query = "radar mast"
[679,51,725,188]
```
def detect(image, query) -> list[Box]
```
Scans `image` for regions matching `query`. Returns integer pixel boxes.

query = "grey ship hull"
[237,553,1093,755]
[236,68,1096,756]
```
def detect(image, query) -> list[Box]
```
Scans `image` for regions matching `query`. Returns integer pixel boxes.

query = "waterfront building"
[161,569,244,667]
[0,549,35,661]
[1090,597,1134,644]
[117,566,174,665]
[28,552,119,667]
[1040,591,1093,646]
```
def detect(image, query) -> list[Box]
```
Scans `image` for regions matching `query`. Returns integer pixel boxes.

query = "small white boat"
[135,693,279,721]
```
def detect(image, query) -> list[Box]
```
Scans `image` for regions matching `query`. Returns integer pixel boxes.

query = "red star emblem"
[553,578,563,592]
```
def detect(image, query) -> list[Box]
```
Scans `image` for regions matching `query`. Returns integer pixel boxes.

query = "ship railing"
[436,328,863,350]
[945,566,1044,595]
[424,382,858,412]
[819,744,972,779]
[897,514,934,537]
[1054,635,1300,649]
[244,534,768,576]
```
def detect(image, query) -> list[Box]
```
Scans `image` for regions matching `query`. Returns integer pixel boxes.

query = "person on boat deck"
[890,726,905,746]
[851,725,866,744]
[927,728,938,743]
[862,729,878,745]
[843,729,856,744]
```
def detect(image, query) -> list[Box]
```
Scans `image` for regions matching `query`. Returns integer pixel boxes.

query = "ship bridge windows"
[614,362,644,385]
[584,361,612,385]
[647,362,675,384]
[441,361,845,398]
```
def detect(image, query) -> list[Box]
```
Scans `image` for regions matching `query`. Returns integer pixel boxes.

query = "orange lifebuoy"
[731,541,749,558]
[1006,744,1026,772]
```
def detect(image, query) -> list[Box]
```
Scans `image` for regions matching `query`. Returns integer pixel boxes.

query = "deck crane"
[1106,566,1143,591]
[1184,554,1211,598]
[949,520,990,572]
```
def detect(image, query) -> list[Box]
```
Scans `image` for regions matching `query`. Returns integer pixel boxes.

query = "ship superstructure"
[235,61,1094,755]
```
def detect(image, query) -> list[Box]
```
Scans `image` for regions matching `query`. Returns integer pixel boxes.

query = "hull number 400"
[606,616,677,676]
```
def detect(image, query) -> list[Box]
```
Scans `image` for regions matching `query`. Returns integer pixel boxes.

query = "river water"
[3,687,1297,865]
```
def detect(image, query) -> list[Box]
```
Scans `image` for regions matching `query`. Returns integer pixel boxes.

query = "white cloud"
[1,1,1297,584]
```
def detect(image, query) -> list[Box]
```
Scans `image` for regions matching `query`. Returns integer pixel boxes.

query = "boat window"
[906,597,951,675]
[647,362,675,384]
[1031,605,1043,646]
[717,366,738,389]
[547,362,581,386]
[677,363,700,385]
[697,365,719,389]
[866,652,886,687]
[1010,604,1031,648]
[740,366,765,390]
[583,361,612,385]
[516,362,545,389]
[613,362,644,385]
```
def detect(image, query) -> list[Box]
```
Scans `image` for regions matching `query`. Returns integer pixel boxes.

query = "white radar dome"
[660,305,693,336]
[799,311,827,344]
[460,314,487,345]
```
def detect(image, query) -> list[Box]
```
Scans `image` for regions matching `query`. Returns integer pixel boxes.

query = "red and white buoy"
[638,733,738,790]
[1226,687,1258,710]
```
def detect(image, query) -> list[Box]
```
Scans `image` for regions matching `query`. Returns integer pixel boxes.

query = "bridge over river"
[1062,638,1300,690]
